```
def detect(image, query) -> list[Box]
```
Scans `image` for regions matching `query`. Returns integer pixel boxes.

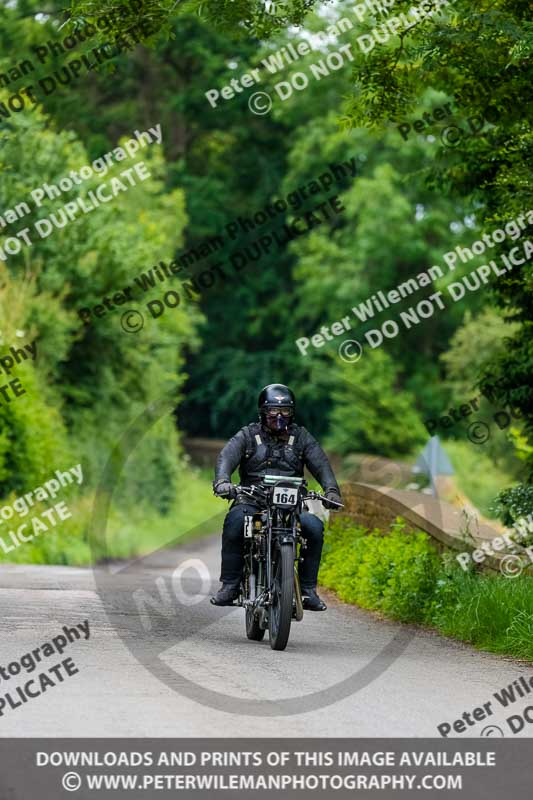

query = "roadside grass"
[430,570,533,661]
[0,467,222,566]
[319,517,533,661]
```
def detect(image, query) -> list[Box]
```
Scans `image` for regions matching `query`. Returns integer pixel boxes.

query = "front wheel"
[269,543,294,651]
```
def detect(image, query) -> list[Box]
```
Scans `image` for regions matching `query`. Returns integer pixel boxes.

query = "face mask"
[266,413,290,432]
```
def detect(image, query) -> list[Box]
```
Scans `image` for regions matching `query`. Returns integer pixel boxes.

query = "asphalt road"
[0,533,531,738]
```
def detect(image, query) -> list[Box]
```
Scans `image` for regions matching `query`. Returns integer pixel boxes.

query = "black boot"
[301,586,327,611]
[210,582,240,606]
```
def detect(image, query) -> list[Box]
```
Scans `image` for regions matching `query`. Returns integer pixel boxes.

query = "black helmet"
[258,384,295,431]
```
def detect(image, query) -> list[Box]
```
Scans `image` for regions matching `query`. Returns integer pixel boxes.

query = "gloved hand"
[323,488,343,509]
[213,480,237,500]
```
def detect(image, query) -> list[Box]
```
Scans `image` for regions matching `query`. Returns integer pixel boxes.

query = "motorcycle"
[229,475,343,651]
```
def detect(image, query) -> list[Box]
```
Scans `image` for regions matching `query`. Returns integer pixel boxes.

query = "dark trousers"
[219,503,324,588]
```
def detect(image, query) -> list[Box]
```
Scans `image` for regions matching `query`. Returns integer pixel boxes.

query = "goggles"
[265,407,292,418]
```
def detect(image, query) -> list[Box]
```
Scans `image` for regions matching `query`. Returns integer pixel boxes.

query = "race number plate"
[273,487,298,507]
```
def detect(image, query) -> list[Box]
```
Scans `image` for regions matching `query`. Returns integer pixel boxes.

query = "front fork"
[293,567,304,621]
[277,518,305,623]
[293,518,305,621]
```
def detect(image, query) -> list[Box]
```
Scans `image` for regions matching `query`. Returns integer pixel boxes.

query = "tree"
[338,0,533,477]
[324,348,427,458]
[0,98,199,508]
[440,309,519,399]
[67,0,320,41]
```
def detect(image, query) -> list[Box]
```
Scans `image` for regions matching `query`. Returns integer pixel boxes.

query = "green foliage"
[431,568,533,661]
[68,0,319,40]
[319,517,441,622]
[492,484,533,526]
[321,517,533,660]
[0,267,72,493]
[65,0,183,51]
[0,94,200,540]
[440,309,519,399]
[338,0,533,480]
[480,332,533,480]
[438,308,524,473]
[45,4,476,443]
[18,0,514,462]
[324,349,427,458]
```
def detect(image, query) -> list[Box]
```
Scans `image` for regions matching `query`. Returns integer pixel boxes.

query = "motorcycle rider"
[211,383,342,611]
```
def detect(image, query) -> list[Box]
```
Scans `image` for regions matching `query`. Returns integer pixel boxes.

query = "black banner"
[0,738,532,798]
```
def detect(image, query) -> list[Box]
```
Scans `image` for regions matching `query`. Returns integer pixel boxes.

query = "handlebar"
[235,484,267,501]
[305,489,344,509]
[231,484,344,510]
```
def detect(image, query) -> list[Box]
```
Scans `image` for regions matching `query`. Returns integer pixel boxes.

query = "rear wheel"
[269,543,294,651]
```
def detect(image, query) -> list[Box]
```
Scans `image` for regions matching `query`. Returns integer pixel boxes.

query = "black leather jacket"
[214,421,340,501]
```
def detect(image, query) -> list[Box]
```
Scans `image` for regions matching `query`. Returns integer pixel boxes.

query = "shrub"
[319,517,441,622]
[492,485,533,526]
[320,516,533,661]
